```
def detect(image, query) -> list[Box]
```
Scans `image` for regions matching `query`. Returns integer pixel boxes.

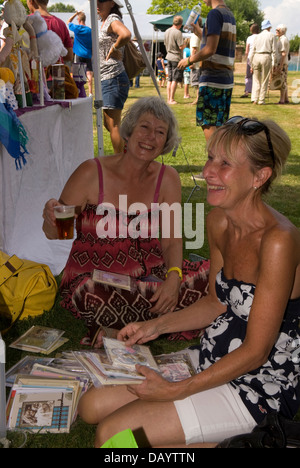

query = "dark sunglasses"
[224,116,275,167]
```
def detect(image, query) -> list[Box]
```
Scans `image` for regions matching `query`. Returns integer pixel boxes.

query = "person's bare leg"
[78,384,137,425]
[86,71,93,95]
[169,81,178,104]
[203,125,216,142]
[167,80,172,102]
[78,385,217,448]
[103,108,124,153]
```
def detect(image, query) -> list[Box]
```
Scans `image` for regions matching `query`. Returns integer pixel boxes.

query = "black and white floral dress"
[196,269,300,423]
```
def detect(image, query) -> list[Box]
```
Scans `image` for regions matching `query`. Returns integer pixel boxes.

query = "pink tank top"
[95,158,166,205]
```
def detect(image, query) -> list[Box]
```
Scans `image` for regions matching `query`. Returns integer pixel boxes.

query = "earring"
[254,186,257,190]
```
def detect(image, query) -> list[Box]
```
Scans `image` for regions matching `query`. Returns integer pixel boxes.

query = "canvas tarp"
[150,8,191,32]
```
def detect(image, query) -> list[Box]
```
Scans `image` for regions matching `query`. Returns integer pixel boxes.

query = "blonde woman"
[78,116,300,448]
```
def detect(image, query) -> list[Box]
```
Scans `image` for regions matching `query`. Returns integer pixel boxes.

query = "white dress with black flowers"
[197,269,300,423]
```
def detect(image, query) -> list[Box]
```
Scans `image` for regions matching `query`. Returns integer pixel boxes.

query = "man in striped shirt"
[178,0,236,142]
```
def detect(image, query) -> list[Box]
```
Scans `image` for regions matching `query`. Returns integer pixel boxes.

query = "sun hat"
[98,0,124,6]
[261,19,272,30]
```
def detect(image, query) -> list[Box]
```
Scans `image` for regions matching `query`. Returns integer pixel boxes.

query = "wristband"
[166,267,183,280]
[187,57,191,66]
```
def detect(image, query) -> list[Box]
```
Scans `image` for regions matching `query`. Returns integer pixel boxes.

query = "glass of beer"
[54,205,75,240]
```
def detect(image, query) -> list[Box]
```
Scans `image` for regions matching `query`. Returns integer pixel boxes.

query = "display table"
[0,97,94,276]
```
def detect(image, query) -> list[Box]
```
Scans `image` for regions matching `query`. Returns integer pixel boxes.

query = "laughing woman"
[42,97,210,345]
[78,116,300,448]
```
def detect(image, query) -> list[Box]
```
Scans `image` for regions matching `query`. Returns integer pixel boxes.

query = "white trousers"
[251,54,272,104]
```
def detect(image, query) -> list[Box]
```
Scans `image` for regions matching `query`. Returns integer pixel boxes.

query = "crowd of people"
[2,0,297,450]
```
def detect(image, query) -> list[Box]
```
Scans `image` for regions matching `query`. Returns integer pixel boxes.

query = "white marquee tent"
[54,12,168,42]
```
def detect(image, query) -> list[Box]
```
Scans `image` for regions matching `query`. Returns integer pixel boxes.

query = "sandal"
[216,413,300,448]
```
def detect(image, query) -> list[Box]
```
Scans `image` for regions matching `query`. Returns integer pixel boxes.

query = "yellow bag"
[0,252,58,333]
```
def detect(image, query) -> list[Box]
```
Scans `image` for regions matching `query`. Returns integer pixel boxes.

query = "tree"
[147,0,264,45]
[147,0,210,17]
[48,2,75,12]
[222,0,264,45]
[290,35,300,53]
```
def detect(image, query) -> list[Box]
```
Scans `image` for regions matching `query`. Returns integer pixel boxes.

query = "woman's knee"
[77,387,103,425]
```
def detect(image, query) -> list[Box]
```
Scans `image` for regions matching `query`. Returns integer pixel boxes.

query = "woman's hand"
[149,275,180,315]
[106,45,122,62]
[117,319,160,346]
[42,198,60,239]
[127,365,180,402]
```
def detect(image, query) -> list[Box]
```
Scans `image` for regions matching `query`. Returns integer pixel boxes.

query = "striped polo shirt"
[200,5,236,89]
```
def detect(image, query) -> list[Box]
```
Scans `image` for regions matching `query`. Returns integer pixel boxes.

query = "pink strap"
[95,158,104,204]
[95,159,165,205]
[153,164,166,203]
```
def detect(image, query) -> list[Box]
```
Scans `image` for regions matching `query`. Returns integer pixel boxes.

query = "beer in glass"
[54,205,75,240]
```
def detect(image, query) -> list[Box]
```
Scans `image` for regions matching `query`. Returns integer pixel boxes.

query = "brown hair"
[250,23,259,34]
[173,16,183,26]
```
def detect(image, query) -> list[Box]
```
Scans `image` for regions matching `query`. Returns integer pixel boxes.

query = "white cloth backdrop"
[0,97,93,275]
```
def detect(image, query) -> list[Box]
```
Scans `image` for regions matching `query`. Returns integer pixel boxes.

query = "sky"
[50,0,300,38]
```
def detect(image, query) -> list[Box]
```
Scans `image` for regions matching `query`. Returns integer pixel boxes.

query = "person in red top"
[27,0,73,64]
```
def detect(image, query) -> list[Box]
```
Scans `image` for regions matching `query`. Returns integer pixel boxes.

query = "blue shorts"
[196,86,233,128]
[101,70,130,110]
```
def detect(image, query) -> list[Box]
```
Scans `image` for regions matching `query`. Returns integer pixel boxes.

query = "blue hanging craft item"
[0,100,28,169]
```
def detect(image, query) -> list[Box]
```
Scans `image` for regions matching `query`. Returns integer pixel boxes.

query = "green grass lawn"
[2,70,300,448]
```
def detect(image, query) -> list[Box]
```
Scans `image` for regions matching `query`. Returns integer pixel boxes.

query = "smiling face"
[127,112,169,162]
[203,139,258,210]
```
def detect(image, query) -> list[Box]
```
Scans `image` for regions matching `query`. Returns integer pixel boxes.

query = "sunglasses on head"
[224,116,275,167]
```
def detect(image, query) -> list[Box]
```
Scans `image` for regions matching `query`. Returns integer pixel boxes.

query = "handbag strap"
[0,255,24,286]
[0,255,25,335]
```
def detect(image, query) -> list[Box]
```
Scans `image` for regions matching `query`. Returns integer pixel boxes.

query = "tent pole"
[90,0,104,156]
[124,0,161,97]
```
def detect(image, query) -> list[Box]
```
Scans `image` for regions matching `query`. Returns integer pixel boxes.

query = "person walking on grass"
[164,15,185,105]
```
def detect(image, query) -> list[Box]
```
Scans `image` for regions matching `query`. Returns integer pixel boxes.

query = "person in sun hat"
[249,19,277,105]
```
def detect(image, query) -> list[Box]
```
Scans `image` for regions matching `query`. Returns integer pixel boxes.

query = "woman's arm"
[123,214,299,403]
[148,166,183,314]
[119,208,227,340]
[42,159,98,239]
[106,19,131,61]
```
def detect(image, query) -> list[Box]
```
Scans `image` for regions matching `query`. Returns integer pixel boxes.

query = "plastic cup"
[54,205,75,240]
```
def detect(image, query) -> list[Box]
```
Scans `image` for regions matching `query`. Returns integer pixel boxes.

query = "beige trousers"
[251,53,272,104]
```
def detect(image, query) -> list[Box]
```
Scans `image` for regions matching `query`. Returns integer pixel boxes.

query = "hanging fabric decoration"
[0,100,28,169]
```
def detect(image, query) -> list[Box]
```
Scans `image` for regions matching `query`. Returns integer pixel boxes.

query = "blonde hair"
[77,12,86,22]
[207,119,291,194]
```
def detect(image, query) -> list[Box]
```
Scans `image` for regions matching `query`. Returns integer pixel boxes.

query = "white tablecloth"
[0,97,94,276]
